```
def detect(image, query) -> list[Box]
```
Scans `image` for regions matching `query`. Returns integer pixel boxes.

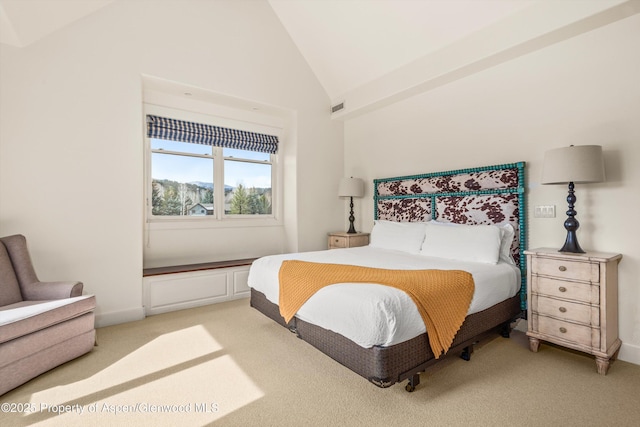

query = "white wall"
[344,14,640,365]
[0,0,344,325]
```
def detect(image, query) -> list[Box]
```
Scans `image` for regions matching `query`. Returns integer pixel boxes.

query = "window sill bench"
[142,258,258,316]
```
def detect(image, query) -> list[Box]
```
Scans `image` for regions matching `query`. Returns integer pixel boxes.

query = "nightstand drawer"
[536,315,599,349]
[531,276,599,304]
[533,295,598,326]
[329,235,348,248]
[532,257,599,282]
[327,232,370,249]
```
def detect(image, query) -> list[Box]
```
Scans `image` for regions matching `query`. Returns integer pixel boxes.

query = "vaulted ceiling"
[267,0,535,99]
[1,0,636,115]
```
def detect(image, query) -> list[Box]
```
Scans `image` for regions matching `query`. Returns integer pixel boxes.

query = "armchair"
[0,234,96,395]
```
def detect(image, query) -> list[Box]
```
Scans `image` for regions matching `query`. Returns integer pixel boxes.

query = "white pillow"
[369,220,428,254]
[497,223,516,265]
[419,222,502,264]
[428,220,517,264]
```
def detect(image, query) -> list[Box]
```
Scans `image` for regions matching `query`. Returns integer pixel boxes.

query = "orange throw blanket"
[278,261,475,358]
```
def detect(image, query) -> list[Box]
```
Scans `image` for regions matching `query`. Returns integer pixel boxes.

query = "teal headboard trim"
[374,162,525,184]
[517,164,527,310]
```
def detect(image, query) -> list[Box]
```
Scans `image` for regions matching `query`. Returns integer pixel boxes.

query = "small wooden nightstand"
[525,248,622,374]
[327,232,370,249]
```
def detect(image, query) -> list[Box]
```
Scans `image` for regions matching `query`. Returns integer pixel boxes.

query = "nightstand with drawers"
[525,248,622,374]
[327,232,370,249]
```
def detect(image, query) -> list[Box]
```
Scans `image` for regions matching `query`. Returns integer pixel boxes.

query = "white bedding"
[247,246,520,348]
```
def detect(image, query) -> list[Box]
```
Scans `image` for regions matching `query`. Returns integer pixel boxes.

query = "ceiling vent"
[331,102,345,114]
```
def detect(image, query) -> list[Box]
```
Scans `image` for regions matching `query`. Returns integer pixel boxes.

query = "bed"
[248,162,526,392]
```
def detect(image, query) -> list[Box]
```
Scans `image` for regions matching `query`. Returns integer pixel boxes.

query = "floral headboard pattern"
[374,162,526,310]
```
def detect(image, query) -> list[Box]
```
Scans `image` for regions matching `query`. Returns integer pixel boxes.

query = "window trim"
[144,103,282,229]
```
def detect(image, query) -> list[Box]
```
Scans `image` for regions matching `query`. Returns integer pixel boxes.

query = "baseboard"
[618,341,640,366]
[95,307,145,328]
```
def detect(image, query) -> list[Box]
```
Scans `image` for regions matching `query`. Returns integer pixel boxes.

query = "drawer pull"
[558,265,567,272]
[559,307,567,313]
[559,327,567,333]
[558,286,567,292]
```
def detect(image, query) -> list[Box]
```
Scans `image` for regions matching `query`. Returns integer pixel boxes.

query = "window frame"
[144,103,282,230]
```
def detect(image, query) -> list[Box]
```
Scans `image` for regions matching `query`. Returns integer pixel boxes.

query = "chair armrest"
[21,281,84,300]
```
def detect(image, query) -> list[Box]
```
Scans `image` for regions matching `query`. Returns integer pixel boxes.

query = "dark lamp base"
[558,181,586,254]
[346,196,358,234]
[559,230,585,253]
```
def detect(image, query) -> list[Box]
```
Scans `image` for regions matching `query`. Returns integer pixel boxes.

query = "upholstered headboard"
[373,162,526,310]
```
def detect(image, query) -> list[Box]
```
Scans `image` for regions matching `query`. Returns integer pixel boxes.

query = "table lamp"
[541,145,605,253]
[338,177,364,234]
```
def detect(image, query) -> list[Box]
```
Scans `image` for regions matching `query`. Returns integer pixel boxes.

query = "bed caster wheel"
[405,374,420,392]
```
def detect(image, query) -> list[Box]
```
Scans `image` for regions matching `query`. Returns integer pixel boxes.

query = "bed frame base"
[250,288,522,392]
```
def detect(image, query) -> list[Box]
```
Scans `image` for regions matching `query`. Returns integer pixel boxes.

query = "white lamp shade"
[338,177,364,198]
[541,145,605,184]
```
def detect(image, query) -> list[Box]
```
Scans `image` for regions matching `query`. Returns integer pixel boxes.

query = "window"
[224,148,272,215]
[150,138,214,216]
[146,112,279,222]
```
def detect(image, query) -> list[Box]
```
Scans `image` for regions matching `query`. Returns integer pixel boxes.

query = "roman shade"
[146,114,279,154]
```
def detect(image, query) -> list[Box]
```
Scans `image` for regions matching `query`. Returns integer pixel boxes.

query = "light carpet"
[1,298,639,426]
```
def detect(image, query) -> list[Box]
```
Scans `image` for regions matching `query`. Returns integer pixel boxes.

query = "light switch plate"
[534,205,556,218]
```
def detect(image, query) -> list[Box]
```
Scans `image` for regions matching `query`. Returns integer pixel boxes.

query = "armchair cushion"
[0,295,96,345]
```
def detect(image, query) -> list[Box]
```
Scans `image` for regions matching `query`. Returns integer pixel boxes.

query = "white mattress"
[248,246,520,348]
